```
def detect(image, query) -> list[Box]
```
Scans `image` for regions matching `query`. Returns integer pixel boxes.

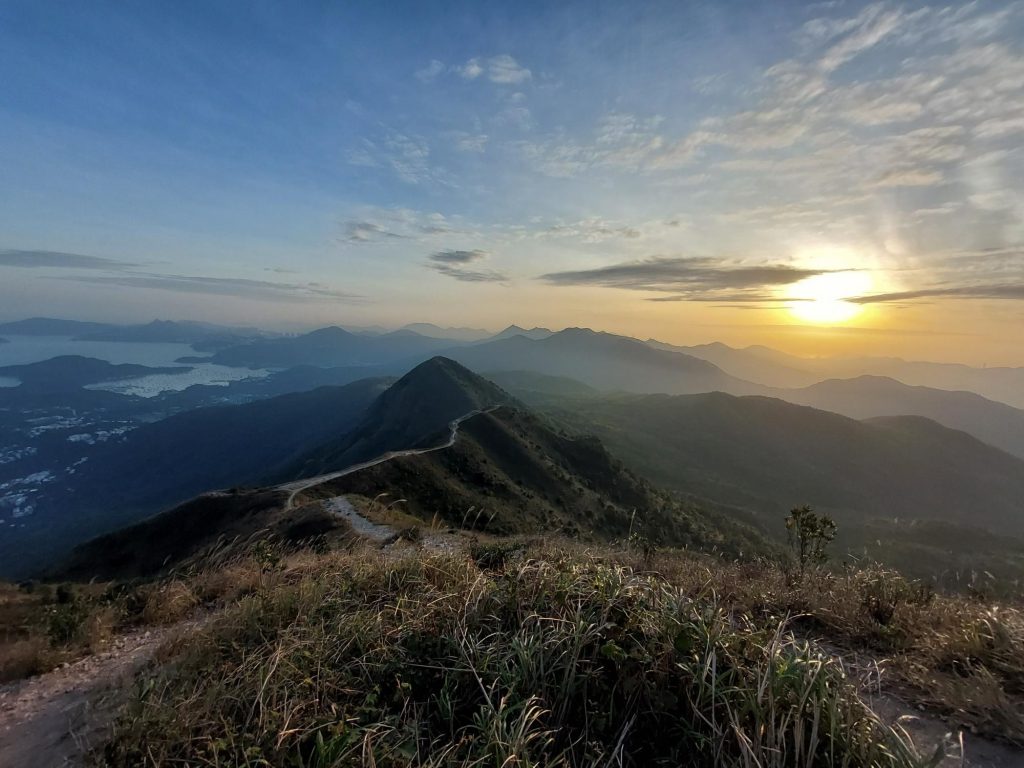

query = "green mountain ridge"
[551,390,1024,535]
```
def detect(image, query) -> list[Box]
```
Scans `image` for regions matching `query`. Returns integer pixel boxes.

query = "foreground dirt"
[0,624,187,768]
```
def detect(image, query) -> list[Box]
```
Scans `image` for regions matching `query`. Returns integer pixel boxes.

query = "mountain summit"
[288,357,517,477]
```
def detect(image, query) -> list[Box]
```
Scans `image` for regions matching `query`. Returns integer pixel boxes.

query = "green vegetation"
[308,407,772,559]
[5,535,1023,763]
[93,546,946,767]
[786,505,837,579]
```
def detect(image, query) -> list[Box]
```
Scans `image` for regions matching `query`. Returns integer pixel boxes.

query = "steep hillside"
[0,378,389,578]
[779,375,1024,459]
[287,357,517,477]
[49,488,330,581]
[309,406,770,556]
[447,328,757,395]
[555,392,1024,535]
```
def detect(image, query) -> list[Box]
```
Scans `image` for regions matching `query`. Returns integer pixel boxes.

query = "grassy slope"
[50,489,350,582]
[92,548,933,768]
[309,407,772,559]
[83,542,1024,766]
[552,392,1024,533]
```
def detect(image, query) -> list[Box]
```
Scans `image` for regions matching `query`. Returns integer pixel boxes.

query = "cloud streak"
[852,284,1024,304]
[426,249,507,283]
[54,273,362,303]
[0,249,139,271]
[454,55,531,84]
[540,256,827,299]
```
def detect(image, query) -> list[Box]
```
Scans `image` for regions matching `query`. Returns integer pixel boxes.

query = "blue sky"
[1,1,1022,362]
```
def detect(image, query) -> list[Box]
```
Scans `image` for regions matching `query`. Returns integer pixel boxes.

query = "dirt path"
[832,642,1024,767]
[279,407,497,510]
[869,692,1024,768]
[324,496,396,542]
[0,623,189,768]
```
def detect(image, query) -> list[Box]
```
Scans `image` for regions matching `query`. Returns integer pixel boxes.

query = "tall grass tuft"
[95,550,935,767]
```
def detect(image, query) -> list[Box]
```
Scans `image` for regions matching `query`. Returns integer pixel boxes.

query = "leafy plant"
[785,505,837,579]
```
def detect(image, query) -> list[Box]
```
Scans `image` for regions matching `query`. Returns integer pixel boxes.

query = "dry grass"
[0,637,54,681]
[93,545,939,768]
[140,581,198,626]
[554,542,1024,745]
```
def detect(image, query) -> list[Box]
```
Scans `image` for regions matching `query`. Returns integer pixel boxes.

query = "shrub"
[141,581,198,625]
[469,540,524,571]
[46,599,91,646]
[785,506,837,579]
[0,638,53,681]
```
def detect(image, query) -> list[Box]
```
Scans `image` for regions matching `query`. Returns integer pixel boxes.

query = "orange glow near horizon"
[786,271,875,325]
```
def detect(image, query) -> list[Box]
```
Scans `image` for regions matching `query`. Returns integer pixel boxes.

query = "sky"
[0,0,1022,364]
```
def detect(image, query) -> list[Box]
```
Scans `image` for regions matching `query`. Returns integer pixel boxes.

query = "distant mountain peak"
[302,325,355,340]
[289,357,516,477]
[490,325,554,341]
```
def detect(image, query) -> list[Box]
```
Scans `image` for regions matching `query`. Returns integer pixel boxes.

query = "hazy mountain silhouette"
[661,339,1024,410]
[75,319,263,348]
[779,375,1024,460]
[209,326,461,368]
[401,322,491,341]
[649,339,820,388]
[446,328,756,395]
[485,324,555,342]
[0,317,118,336]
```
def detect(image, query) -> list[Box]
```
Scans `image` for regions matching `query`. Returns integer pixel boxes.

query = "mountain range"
[207,326,457,368]
[444,328,757,395]
[6,354,1024,582]
[552,390,1024,535]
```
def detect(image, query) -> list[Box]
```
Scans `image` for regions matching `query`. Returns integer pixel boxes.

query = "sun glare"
[787,271,873,324]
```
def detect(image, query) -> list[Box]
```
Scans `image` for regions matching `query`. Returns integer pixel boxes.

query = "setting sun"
[787,271,874,324]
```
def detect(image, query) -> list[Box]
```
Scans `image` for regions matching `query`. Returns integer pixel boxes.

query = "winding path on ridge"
[0,408,497,768]
[279,406,499,511]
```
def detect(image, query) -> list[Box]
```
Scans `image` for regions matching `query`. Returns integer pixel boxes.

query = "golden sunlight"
[786,271,873,324]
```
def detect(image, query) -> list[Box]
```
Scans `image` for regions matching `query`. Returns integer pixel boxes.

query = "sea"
[0,335,269,396]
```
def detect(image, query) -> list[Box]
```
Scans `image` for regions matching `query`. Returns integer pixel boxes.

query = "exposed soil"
[0,625,184,768]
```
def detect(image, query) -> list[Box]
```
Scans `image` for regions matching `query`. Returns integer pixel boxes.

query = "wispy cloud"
[346,132,437,185]
[852,285,1024,304]
[341,220,408,243]
[56,273,362,302]
[340,209,461,244]
[454,55,531,84]
[429,249,489,264]
[0,248,138,271]
[426,249,507,282]
[415,59,445,82]
[540,256,827,300]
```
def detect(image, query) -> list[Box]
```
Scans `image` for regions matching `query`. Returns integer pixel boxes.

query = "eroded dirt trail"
[0,625,184,768]
[279,407,497,510]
